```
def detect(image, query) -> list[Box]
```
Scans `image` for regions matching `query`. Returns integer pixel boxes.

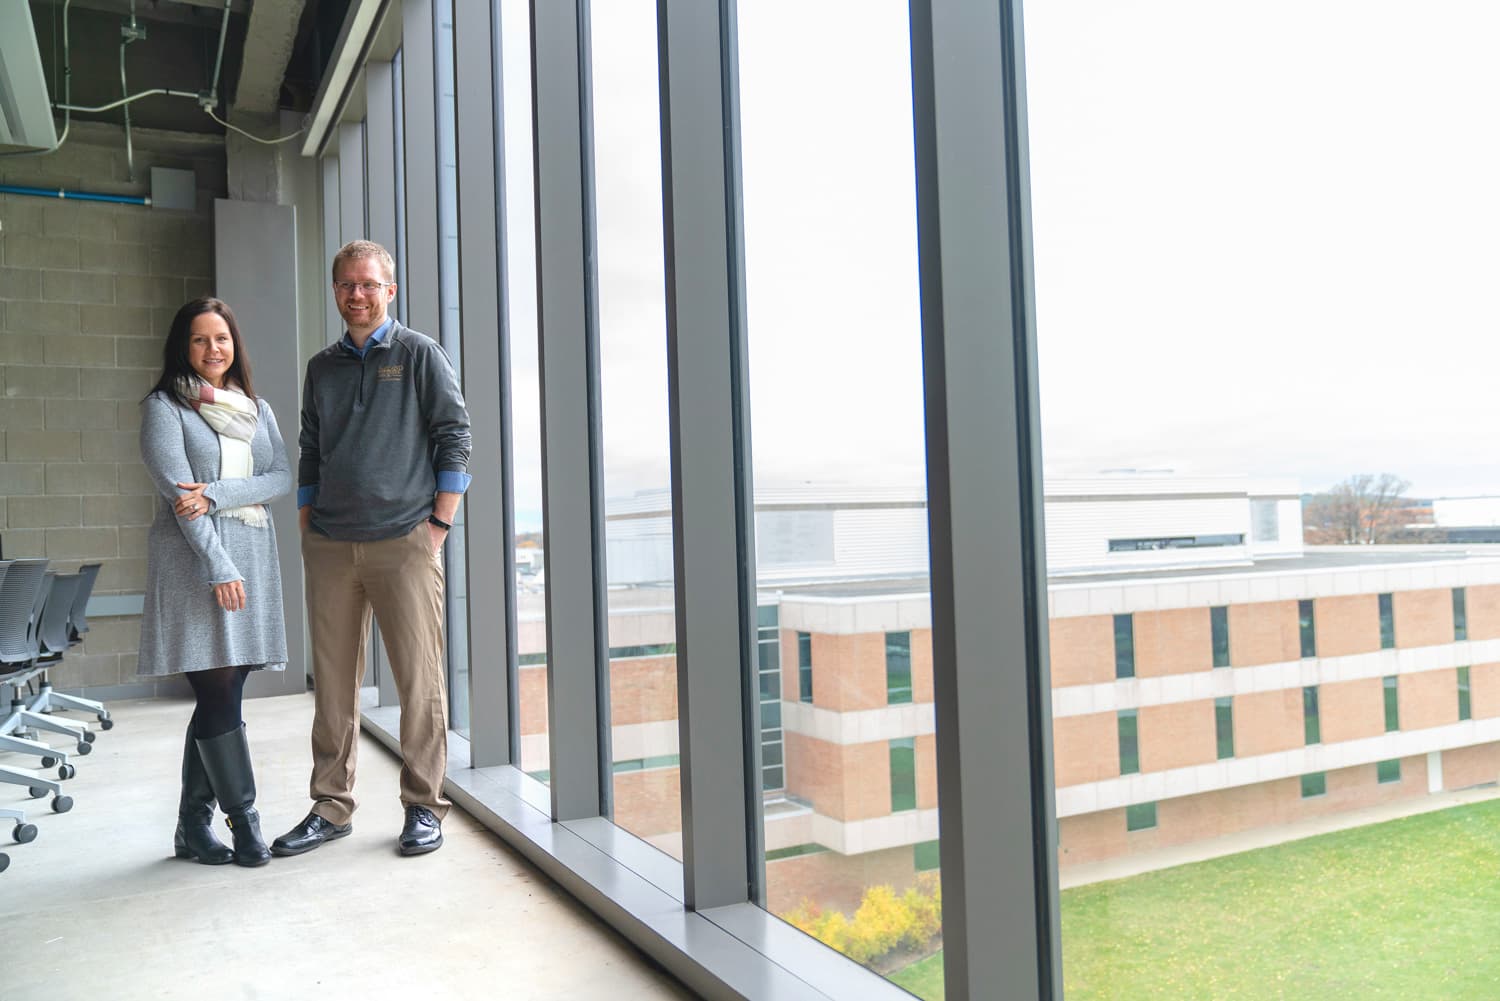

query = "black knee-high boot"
[174,722,234,864]
[196,724,271,867]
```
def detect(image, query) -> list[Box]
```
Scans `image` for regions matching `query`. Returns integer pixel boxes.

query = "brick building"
[575,478,1500,915]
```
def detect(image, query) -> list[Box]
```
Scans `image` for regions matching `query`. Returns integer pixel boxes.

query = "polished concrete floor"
[0,693,696,1001]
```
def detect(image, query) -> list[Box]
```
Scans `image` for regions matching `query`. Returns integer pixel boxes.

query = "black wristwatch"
[427,514,452,531]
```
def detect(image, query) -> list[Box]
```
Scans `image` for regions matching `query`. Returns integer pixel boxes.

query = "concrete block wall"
[1,131,225,698]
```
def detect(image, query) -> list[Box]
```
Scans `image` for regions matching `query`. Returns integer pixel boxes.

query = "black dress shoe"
[271,812,352,857]
[399,805,443,856]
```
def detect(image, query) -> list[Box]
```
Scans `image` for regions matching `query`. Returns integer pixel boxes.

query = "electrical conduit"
[0,183,148,206]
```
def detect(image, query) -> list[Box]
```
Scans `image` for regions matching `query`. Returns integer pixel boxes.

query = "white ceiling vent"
[0,5,59,151]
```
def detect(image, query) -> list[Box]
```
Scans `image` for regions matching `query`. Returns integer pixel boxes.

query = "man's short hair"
[331,240,396,284]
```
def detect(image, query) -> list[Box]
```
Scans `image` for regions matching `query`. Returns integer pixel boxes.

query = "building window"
[797,631,813,704]
[1210,605,1230,668]
[1108,533,1244,552]
[1300,772,1326,798]
[1125,802,1157,832]
[889,737,916,812]
[1454,587,1468,641]
[1299,599,1316,658]
[757,605,784,793]
[1118,709,1139,775]
[1459,666,1472,722]
[914,839,941,872]
[1384,675,1399,732]
[885,631,913,705]
[1303,685,1321,744]
[1252,499,1280,542]
[1377,759,1402,784]
[1215,696,1234,759]
[1379,592,1395,649]
[1114,614,1135,679]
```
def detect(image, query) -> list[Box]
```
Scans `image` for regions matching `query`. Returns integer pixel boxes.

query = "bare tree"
[1303,473,1414,544]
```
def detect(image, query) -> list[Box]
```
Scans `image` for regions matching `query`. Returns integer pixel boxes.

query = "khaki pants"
[301,522,450,824]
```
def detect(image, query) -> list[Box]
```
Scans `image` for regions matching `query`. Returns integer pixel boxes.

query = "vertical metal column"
[453,0,518,768]
[366,61,400,256]
[656,0,758,910]
[909,0,1060,998]
[529,0,610,821]
[337,122,365,241]
[402,0,441,335]
[319,155,341,341]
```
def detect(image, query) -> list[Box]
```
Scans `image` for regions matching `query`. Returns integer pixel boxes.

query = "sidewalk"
[1059,783,1500,889]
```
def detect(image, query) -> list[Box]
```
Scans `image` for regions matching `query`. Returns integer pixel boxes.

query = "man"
[272,240,471,858]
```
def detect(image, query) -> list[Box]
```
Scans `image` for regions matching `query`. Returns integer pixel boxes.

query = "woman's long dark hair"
[146,297,256,406]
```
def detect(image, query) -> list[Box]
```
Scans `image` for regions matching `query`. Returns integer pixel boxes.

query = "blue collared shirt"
[339,317,393,358]
[297,318,471,507]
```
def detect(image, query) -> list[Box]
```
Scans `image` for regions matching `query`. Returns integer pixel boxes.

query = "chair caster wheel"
[0,853,9,873]
[13,823,37,844]
[27,786,47,799]
[82,731,96,744]
[40,756,57,769]
[52,795,72,814]
[100,717,114,731]
[59,764,76,780]
[76,742,92,756]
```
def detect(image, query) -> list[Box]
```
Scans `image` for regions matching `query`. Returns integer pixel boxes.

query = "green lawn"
[889,799,1500,1000]
[889,951,945,999]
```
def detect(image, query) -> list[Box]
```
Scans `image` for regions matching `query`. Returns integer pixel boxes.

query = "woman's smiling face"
[188,311,234,388]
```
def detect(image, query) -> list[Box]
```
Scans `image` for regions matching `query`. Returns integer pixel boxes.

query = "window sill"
[361,706,919,1001]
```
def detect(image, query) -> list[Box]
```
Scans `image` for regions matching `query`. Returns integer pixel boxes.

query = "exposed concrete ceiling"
[233,0,308,119]
[28,0,333,136]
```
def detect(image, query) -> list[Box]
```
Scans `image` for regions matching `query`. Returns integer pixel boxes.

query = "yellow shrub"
[781,876,944,967]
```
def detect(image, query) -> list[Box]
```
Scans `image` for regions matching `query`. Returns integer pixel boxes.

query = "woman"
[138,297,291,867]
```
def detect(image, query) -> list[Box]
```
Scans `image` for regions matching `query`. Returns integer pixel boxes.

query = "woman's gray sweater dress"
[137,391,291,676]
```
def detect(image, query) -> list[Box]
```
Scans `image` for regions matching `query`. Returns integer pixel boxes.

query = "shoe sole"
[174,847,234,865]
[270,825,353,857]
[398,833,443,856]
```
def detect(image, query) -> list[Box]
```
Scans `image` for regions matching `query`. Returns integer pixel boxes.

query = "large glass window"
[498,0,550,783]
[588,0,683,858]
[434,0,470,736]
[392,49,408,307]
[737,2,937,984]
[1027,3,1499,994]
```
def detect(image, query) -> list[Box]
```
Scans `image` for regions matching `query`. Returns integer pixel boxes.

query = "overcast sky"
[498,1,1500,529]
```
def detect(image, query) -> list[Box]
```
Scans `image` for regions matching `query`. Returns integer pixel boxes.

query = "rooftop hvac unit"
[0,5,58,150]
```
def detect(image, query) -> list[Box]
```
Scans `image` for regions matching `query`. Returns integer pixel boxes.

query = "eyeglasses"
[333,280,393,295]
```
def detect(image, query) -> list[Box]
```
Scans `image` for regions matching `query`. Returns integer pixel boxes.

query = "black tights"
[186,666,252,739]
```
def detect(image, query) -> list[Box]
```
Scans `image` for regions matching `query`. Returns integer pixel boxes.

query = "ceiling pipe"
[205,0,234,111]
[120,0,146,181]
[0,182,149,206]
